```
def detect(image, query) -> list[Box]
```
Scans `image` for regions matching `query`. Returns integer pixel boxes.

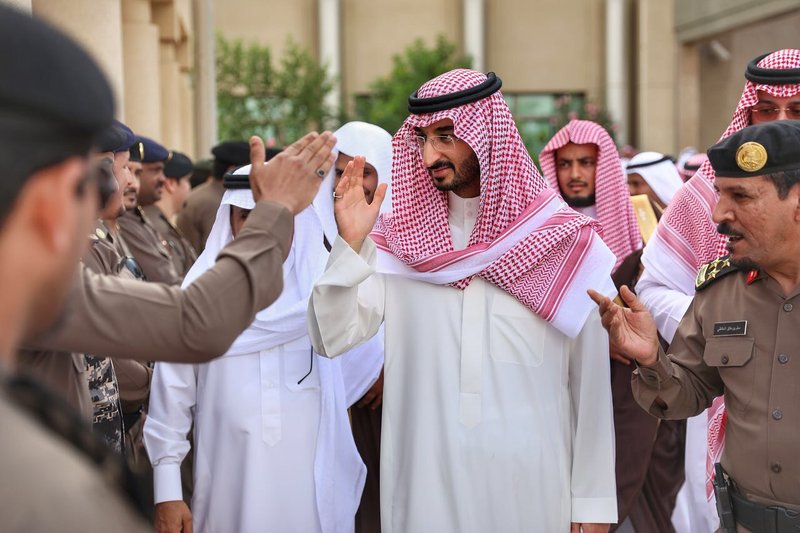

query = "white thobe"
[635,269,718,533]
[308,194,617,532]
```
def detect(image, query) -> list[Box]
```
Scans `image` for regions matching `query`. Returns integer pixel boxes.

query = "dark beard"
[430,152,480,194]
[565,193,596,208]
[729,256,761,271]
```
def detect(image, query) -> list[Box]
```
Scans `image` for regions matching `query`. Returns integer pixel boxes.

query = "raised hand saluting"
[333,155,388,254]
[587,285,660,366]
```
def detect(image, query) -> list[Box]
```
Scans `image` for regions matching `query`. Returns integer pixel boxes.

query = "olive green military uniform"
[118,207,181,284]
[177,178,224,254]
[633,256,800,518]
[142,204,197,276]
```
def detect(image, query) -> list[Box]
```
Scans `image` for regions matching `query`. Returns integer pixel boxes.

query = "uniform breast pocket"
[490,294,545,367]
[702,337,755,412]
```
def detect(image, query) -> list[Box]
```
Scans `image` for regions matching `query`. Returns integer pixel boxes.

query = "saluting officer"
[590,119,800,532]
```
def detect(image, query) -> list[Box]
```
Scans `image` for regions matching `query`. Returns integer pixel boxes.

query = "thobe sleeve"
[632,298,722,419]
[568,310,618,524]
[635,268,692,344]
[143,361,198,503]
[308,236,386,358]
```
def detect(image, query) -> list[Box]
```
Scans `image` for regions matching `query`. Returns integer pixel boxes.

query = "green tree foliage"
[216,35,335,145]
[355,36,471,134]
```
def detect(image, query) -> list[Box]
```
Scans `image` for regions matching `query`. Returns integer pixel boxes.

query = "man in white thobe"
[308,69,618,533]
[144,125,393,533]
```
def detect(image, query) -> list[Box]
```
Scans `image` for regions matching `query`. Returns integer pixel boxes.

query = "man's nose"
[422,141,443,168]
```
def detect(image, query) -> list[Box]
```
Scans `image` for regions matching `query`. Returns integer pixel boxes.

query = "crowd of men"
[3,4,800,533]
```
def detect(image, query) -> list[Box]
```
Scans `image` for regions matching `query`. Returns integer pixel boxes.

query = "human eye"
[753,106,778,115]
[788,106,800,118]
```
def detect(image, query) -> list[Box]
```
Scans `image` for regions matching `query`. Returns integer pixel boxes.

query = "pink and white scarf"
[371,69,616,338]
[640,48,800,500]
[539,119,642,272]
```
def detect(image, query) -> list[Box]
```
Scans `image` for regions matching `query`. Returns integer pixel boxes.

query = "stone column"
[605,0,630,145]
[463,0,484,72]
[193,0,216,157]
[160,41,182,149]
[318,0,341,119]
[122,0,162,138]
[33,0,125,116]
[676,43,701,151]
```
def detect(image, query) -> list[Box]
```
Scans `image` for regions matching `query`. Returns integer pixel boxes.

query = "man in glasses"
[635,48,800,533]
[309,69,618,532]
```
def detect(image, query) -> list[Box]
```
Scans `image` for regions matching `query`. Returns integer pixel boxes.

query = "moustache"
[427,161,454,173]
[568,179,589,186]
[717,223,743,238]
[123,187,138,195]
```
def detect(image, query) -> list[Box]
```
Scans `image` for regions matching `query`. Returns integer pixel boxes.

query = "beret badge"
[735,141,767,173]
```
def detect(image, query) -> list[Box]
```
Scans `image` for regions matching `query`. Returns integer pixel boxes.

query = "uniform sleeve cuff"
[153,463,184,504]
[571,497,618,524]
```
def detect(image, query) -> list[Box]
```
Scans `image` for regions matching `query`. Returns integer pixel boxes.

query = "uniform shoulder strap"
[695,255,739,291]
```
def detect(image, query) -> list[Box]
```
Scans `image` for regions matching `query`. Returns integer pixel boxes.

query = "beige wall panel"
[123,18,163,139]
[179,74,195,157]
[676,43,701,152]
[636,0,678,154]
[214,0,317,56]
[675,0,800,42]
[160,43,182,149]
[342,0,461,98]
[697,10,800,149]
[485,0,604,99]
[33,0,125,118]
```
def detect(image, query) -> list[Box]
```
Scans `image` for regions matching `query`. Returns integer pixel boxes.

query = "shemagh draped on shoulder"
[371,69,616,338]
[539,119,642,271]
[643,48,800,296]
[178,175,384,533]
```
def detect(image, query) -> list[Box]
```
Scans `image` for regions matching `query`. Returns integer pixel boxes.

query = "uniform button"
[771,463,782,473]
[783,303,793,312]
[772,409,783,420]
[721,355,729,365]
[778,354,789,364]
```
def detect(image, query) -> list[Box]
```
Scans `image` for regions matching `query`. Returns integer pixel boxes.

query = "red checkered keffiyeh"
[539,120,642,271]
[370,69,616,338]
[643,49,800,295]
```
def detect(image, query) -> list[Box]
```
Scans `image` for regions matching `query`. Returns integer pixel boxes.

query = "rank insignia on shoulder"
[696,255,738,291]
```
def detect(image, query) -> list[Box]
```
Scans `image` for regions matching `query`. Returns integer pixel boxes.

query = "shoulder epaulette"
[695,255,739,291]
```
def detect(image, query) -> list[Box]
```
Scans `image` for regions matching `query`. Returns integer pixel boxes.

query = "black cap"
[708,120,800,177]
[164,151,193,179]
[0,4,114,218]
[129,135,169,163]
[95,120,135,153]
[212,141,251,166]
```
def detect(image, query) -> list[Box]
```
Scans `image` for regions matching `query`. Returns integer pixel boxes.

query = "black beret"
[0,4,115,219]
[708,120,800,177]
[95,120,135,153]
[129,135,169,163]
[212,141,251,166]
[164,151,193,178]
[0,5,114,136]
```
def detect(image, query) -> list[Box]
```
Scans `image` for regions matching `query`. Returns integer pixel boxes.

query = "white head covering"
[625,151,684,206]
[315,121,393,240]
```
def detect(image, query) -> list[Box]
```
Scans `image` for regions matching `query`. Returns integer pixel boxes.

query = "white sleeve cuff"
[571,497,618,524]
[153,462,184,504]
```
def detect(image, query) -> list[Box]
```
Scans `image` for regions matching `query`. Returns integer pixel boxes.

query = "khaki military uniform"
[177,178,224,254]
[26,201,294,364]
[118,207,181,285]
[0,374,150,532]
[15,348,91,421]
[142,204,197,276]
[633,256,800,515]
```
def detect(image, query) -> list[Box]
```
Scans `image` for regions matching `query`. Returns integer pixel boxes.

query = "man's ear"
[26,157,86,253]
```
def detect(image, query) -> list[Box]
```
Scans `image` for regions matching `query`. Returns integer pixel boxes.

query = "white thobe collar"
[574,204,598,220]
[447,192,480,251]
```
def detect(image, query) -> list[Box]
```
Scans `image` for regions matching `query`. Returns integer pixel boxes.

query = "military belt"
[731,486,800,532]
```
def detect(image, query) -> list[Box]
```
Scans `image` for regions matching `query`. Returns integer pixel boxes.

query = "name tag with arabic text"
[713,321,748,337]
